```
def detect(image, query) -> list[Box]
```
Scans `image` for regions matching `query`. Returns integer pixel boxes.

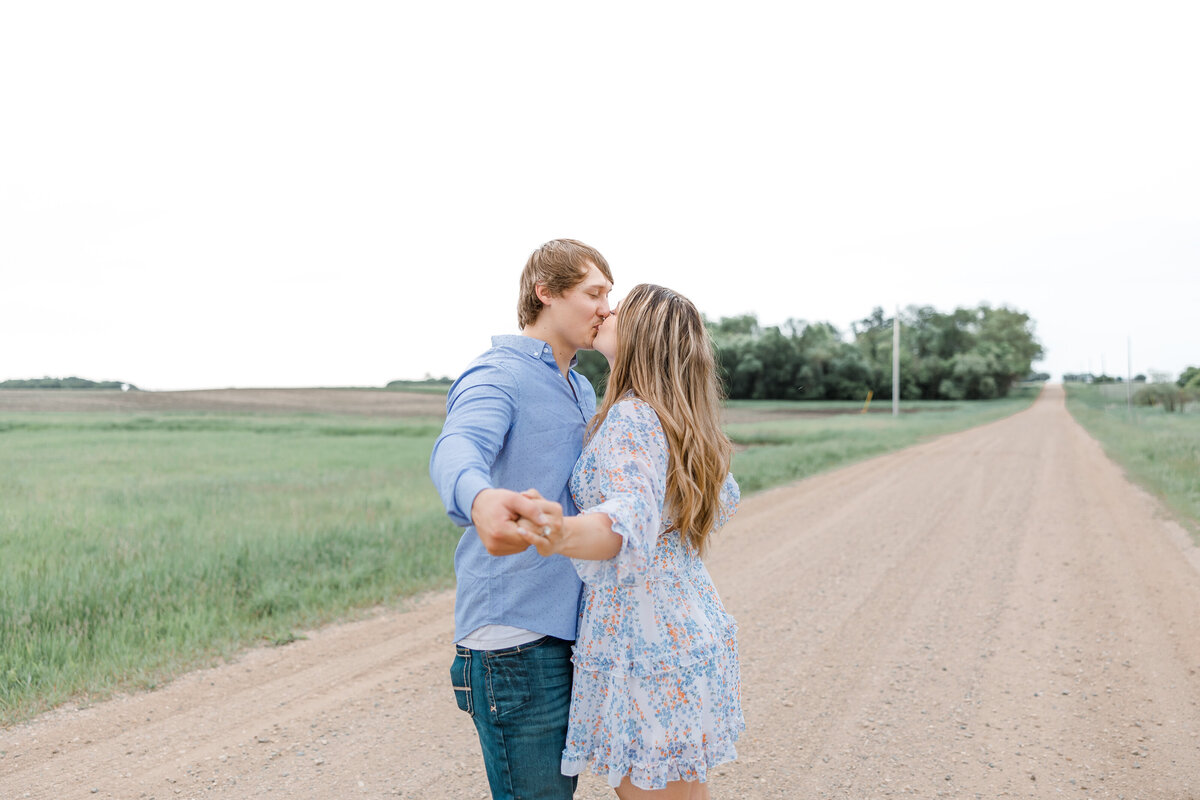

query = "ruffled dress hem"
[560,728,743,790]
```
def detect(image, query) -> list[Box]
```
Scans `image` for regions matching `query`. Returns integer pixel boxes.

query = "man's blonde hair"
[518,239,614,329]
[588,283,733,556]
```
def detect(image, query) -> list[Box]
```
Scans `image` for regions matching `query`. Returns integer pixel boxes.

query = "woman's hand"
[515,489,623,561]
[514,488,565,556]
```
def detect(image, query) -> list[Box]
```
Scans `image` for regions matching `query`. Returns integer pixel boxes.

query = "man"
[429,239,614,799]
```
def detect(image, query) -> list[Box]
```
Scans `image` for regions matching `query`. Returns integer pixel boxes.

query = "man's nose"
[599,297,611,317]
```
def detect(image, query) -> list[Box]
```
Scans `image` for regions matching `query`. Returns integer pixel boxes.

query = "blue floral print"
[561,397,744,790]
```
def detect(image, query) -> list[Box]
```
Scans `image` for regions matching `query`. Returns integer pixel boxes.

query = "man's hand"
[471,488,551,556]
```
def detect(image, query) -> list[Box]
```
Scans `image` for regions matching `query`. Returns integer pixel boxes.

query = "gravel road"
[3,384,1198,799]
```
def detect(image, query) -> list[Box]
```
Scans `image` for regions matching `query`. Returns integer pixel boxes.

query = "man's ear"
[534,283,556,307]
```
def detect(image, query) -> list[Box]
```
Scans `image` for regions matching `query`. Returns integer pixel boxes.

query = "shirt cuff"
[454,472,494,526]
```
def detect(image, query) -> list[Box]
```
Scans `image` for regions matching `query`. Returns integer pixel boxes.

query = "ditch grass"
[0,390,1040,725]
[1064,384,1200,541]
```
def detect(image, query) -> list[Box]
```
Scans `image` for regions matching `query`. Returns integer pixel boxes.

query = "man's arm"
[429,363,545,555]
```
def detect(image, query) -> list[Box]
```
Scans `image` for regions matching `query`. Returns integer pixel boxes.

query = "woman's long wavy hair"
[588,284,733,555]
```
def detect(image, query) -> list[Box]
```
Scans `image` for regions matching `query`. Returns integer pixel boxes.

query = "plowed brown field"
[2,385,1198,799]
[0,388,448,417]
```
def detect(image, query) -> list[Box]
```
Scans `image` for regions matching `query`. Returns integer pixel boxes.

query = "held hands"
[514,488,566,557]
[470,488,554,556]
[470,488,592,558]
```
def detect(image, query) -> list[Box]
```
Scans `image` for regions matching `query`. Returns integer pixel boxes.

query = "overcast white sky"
[3,2,1197,391]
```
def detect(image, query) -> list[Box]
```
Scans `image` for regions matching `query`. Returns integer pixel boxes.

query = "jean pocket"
[486,649,532,719]
[450,651,473,717]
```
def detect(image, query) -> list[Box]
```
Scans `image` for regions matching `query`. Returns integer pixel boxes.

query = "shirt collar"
[492,334,578,369]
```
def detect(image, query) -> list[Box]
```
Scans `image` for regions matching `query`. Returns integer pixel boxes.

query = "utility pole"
[893,306,900,417]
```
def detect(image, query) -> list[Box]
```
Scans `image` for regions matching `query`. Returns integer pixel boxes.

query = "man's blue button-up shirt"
[429,335,596,643]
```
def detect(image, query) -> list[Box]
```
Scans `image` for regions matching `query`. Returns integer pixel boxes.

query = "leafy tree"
[864,304,1043,400]
[708,314,760,338]
[975,306,1044,389]
[851,307,891,371]
[666,303,1041,402]
[573,349,610,394]
[731,353,765,399]
[1135,384,1184,412]
[0,376,136,390]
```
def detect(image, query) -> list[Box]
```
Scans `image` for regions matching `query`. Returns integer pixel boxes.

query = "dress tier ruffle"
[560,614,744,789]
[563,398,744,790]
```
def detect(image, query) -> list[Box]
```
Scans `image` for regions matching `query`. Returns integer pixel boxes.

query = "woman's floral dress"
[561,397,743,790]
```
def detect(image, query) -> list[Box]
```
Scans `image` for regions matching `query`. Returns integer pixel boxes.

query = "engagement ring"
[541,526,552,538]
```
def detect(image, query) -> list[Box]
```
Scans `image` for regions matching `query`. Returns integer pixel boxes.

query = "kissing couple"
[431,239,743,799]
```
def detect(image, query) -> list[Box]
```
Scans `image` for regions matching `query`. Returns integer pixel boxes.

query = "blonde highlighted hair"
[589,284,733,555]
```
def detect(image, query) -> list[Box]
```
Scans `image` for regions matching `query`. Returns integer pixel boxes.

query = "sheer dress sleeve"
[714,472,740,531]
[570,399,668,587]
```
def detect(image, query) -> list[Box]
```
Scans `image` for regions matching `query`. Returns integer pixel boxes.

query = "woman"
[518,283,743,799]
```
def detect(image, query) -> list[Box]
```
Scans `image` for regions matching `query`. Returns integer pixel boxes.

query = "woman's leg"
[614,777,710,800]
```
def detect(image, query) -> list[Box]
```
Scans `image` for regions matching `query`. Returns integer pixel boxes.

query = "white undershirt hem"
[456,624,543,651]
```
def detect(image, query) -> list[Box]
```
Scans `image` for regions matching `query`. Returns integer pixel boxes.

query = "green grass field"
[0,388,1039,724]
[0,412,459,724]
[1064,383,1200,540]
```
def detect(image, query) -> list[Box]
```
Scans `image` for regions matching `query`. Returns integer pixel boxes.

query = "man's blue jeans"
[451,636,577,800]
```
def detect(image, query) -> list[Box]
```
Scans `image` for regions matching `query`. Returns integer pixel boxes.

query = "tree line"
[0,377,137,390]
[576,304,1044,401]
